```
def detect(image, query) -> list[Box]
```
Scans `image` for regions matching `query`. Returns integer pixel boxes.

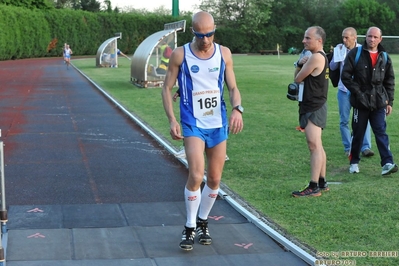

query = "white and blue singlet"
[178,43,227,130]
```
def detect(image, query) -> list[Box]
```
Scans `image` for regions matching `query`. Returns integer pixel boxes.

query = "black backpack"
[327,52,340,87]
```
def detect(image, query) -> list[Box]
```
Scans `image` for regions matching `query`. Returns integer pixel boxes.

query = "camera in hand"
[287,82,299,101]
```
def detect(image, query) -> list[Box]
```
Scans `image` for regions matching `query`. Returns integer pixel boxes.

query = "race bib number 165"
[193,90,221,118]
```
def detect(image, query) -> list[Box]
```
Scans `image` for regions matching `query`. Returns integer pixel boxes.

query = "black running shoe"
[292,186,321,197]
[196,218,212,245]
[179,226,195,251]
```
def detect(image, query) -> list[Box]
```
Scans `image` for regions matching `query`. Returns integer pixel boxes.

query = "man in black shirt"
[292,26,330,197]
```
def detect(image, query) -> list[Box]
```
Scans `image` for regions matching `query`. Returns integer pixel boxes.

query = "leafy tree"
[376,0,399,35]
[71,0,80,9]
[198,0,273,52]
[53,0,104,11]
[80,0,101,12]
[152,6,173,16]
[199,0,273,31]
[54,0,68,8]
[302,0,346,48]
[342,0,395,35]
[0,0,54,9]
[267,0,309,51]
[103,0,112,12]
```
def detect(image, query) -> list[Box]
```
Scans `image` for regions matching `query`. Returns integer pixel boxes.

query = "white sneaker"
[175,148,186,159]
[349,164,359,174]
[381,163,398,175]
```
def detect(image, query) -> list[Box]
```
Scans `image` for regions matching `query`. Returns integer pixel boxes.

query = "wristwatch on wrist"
[233,105,244,114]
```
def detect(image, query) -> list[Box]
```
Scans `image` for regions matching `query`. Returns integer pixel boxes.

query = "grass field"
[73,54,399,266]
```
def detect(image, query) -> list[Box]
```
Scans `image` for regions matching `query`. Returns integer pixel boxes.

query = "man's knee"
[206,176,221,188]
[307,141,318,152]
[306,136,322,152]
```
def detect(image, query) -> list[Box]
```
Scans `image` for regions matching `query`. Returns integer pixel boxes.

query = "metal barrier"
[0,129,7,265]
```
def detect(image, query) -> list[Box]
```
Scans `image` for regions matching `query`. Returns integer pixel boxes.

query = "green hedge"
[0,5,194,60]
[0,5,300,60]
[0,5,50,59]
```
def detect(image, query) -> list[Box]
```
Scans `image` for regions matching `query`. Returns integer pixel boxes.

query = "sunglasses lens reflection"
[193,31,215,39]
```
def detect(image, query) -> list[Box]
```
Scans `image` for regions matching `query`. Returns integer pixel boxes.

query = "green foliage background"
[0,4,195,60]
[0,0,398,59]
[0,5,51,59]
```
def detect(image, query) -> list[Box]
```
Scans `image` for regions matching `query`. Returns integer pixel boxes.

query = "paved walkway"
[0,58,308,265]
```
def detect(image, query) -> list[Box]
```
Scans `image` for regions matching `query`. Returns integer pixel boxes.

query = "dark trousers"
[351,107,394,166]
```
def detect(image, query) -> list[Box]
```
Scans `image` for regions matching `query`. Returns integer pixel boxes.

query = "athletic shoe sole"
[179,244,193,251]
[292,191,321,197]
[198,239,212,245]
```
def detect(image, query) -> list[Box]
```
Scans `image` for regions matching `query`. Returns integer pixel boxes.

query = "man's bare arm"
[294,53,324,83]
[161,47,184,139]
[221,46,243,134]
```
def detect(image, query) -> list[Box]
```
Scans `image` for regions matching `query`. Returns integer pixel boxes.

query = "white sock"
[198,184,219,220]
[184,187,201,228]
